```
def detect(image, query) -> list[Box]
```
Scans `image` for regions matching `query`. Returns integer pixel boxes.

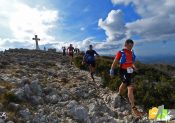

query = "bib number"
[127,67,133,73]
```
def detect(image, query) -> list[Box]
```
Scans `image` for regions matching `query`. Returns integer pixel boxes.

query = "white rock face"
[67,101,91,123]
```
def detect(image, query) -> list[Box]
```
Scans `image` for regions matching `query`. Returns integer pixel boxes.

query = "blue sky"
[0,0,175,56]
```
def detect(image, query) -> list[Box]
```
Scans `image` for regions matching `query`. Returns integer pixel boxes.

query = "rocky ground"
[0,49,150,123]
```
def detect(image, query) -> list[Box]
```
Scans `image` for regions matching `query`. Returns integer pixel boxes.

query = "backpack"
[119,49,136,64]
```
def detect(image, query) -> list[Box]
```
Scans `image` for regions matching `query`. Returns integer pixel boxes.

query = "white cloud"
[0,0,59,48]
[126,15,175,40]
[109,0,175,43]
[98,10,126,42]
[0,38,33,50]
[9,3,58,43]
[111,0,131,5]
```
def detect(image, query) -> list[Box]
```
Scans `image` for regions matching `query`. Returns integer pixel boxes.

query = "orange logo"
[149,107,158,119]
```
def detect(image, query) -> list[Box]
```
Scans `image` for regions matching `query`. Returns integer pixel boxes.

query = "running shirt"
[67,47,74,54]
[85,50,98,62]
[115,49,134,69]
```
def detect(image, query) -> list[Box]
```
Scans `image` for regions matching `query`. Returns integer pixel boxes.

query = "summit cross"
[32,35,40,50]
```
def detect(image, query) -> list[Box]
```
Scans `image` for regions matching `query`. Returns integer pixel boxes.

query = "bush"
[74,56,88,70]
[4,92,20,103]
[0,63,6,69]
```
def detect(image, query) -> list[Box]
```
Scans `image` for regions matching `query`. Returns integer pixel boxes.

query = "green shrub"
[4,92,20,103]
[74,56,88,70]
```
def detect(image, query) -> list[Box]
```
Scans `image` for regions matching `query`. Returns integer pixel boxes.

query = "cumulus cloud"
[98,10,126,42]
[93,41,123,55]
[108,0,175,43]
[0,0,59,49]
[126,15,175,40]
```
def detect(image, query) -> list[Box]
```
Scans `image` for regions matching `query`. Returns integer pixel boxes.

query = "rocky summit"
[0,49,149,123]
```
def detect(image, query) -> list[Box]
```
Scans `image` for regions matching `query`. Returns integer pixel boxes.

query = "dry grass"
[0,80,18,110]
[0,80,16,90]
[6,111,17,122]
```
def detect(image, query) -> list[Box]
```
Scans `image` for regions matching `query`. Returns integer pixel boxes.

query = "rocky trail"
[0,49,149,123]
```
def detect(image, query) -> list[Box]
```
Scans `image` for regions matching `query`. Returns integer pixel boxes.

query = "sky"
[0,0,175,56]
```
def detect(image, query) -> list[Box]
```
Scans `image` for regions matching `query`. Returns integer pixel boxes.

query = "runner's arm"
[94,51,100,56]
[111,59,119,69]
[110,58,119,76]
[132,64,138,72]
[111,51,121,69]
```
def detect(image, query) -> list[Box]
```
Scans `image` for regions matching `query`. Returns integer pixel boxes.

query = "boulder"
[18,108,32,121]
[67,101,90,123]
[8,103,20,112]
[14,88,25,101]
[24,84,32,99]
[30,80,42,96]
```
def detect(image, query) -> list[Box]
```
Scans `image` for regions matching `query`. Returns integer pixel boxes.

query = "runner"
[62,46,66,56]
[82,45,99,81]
[67,44,74,64]
[110,39,143,117]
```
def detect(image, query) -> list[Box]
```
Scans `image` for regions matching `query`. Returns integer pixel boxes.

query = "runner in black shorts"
[110,39,143,117]
[119,68,134,86]
[82,45,99,81]
[86,60,96,67]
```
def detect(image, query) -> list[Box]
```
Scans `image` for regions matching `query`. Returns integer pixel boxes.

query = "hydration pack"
[86,55,95,62]
[119,49,136,64]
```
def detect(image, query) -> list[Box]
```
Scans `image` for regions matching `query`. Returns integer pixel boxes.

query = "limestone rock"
[0,86,7,94]
[18,76,30,87]
[14,88,25,101]
[8,103,20,112]
[67,101,90,123]
[30,80,42,96]
[18,108,32,121]
[6,121,15,123]
[0,119,5,123]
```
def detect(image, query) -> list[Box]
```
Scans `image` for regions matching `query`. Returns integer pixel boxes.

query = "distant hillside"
[137,55,175,66]
[99,55,175,76]
[98,54,175,66]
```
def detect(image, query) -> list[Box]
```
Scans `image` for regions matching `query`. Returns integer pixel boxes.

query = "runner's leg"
[118,83,127,95]
[89,65,95,81]
[128,85,135,107]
